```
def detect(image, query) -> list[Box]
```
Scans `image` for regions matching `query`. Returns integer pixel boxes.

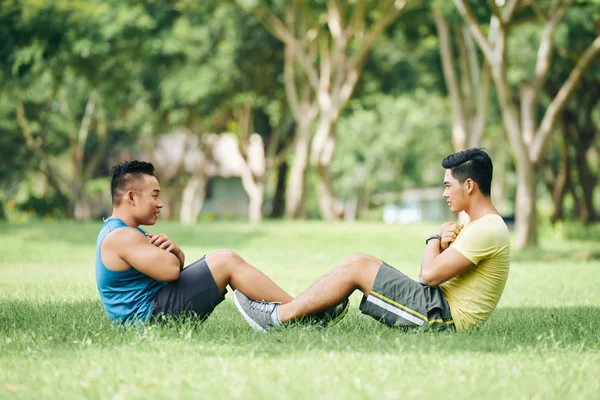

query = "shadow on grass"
[1,299,598,357]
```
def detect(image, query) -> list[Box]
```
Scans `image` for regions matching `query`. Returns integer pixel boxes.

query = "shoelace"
[249,300,273,313]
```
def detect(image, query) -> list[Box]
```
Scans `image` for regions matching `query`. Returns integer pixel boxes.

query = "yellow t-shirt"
[440,214,510,332]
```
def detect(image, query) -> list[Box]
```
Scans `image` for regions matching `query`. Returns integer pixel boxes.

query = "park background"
[1,0,599,399]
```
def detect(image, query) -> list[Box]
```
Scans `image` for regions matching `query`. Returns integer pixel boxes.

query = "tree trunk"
[238,138,266,224]
[452,0,600,248]
[316,162,343,221]
[549,128,571,224]
[491,146,508,211]
[566,119,597,224]
[238,167,265,224]
[343,197,359,221]
[285,118,312,219]
[242,172,265,224]
[270,160,288,218]
[158,189,176,220]
[180,175,208,225]
[68,183,92,220]
[434,10,468,151]
[247,182,265,224]
[73,197,91,220]
[312,117,343,220]
[514,157,538,248]
[574,147,597,223]
[239,168,265,223]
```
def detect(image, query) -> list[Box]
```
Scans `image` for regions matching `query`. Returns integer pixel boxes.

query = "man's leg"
[277,253,381,322]
[232,253,381,331]
[206,249,293,304]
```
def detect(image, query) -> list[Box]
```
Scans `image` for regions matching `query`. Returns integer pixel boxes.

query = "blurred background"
[1,0,599,249]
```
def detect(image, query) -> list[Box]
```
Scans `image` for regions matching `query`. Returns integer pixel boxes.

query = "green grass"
[1,220,599,399]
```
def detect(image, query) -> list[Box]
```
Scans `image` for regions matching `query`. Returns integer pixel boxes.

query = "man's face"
[443,169,467,213]
[132,175,163,225]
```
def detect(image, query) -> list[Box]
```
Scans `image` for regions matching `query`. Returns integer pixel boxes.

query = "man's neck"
[464,197,498,222]
[110,209,138,228]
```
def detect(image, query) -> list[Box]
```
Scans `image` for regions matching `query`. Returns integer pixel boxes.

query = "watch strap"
[425,234,442,245]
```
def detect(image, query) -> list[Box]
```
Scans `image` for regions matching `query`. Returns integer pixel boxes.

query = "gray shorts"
[150,256,227,322]
[359,262,455,331]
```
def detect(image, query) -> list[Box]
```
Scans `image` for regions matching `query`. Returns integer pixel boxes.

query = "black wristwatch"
[425,234,442,245]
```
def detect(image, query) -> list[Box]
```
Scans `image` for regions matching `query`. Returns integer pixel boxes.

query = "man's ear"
[126,190,135,205]
[465,178,476,194]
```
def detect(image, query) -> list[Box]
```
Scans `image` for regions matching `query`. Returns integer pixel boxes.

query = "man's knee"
[337,253,381,294]
[206,249,244,271]
[340,252,381,271]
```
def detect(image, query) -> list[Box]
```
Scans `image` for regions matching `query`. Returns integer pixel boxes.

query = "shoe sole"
[322,301,350,328]
[233,290,266,332]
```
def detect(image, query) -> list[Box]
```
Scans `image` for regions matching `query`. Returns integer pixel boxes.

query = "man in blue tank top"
[96,160,303,324]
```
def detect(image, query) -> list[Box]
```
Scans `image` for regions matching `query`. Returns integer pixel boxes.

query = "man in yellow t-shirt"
[439,214,510,331]
[232,149,510,332]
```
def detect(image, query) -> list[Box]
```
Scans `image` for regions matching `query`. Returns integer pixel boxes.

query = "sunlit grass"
[1,220,599,399]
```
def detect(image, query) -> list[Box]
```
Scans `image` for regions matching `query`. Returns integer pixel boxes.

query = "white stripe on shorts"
[366,294,425,326]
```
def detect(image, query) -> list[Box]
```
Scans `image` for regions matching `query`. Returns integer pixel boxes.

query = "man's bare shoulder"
[101,227,147,271]
[103,226,145,246]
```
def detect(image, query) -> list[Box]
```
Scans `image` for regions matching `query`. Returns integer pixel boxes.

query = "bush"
[562,222,600,242]
[16,193,69,219]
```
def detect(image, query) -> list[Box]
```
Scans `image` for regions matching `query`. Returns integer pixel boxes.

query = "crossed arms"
[101,228,185,282]
[102,221,471,286]
[419,222,474,286]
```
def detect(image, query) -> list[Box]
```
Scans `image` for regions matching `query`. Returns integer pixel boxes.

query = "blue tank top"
[95,217,167,324]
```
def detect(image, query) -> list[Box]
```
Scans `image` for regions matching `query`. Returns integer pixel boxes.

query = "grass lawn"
[1,220,599,399]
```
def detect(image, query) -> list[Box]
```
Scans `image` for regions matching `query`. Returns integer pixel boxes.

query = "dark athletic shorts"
[150,256,226,321]
[359,262,455,331]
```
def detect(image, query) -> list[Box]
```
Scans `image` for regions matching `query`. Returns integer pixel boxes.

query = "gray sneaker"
[306,298,350,329]
[233,290,280,332]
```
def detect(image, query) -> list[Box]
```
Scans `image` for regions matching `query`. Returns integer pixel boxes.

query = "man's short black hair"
[110,160,155,204]
[442,148,493,196]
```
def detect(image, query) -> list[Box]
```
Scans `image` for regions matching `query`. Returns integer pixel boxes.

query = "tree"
[432,4,492,152]
[544,73,600,224]
[15,79,108,220]
[1,0,161,219]
[142,1,290,223]
[0,98,34,219]
[240,0,409,220]
[542,4,600,224]
[452,0,600,248]
[332,92,451,219]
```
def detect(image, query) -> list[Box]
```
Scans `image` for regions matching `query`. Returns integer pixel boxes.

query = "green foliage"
[1,0,598,226]
[0,99,31,190]
[0,0,288,217]
[140,1,285,133]
[15,193,69,219]
[356,4,446,98]
[332,91,451,200]
[561,222,600,242]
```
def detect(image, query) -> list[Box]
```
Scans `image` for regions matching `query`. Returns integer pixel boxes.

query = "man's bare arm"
[419,222,472,286]
[109,228,181,281]
[146,233,185,270]
[420,243,473,286]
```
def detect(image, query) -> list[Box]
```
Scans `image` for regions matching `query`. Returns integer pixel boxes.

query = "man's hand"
[436,222,464,251]
[146,233,185,269]
[104,228,181,282]
[146,233,178,253]
[420,222,472,286]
